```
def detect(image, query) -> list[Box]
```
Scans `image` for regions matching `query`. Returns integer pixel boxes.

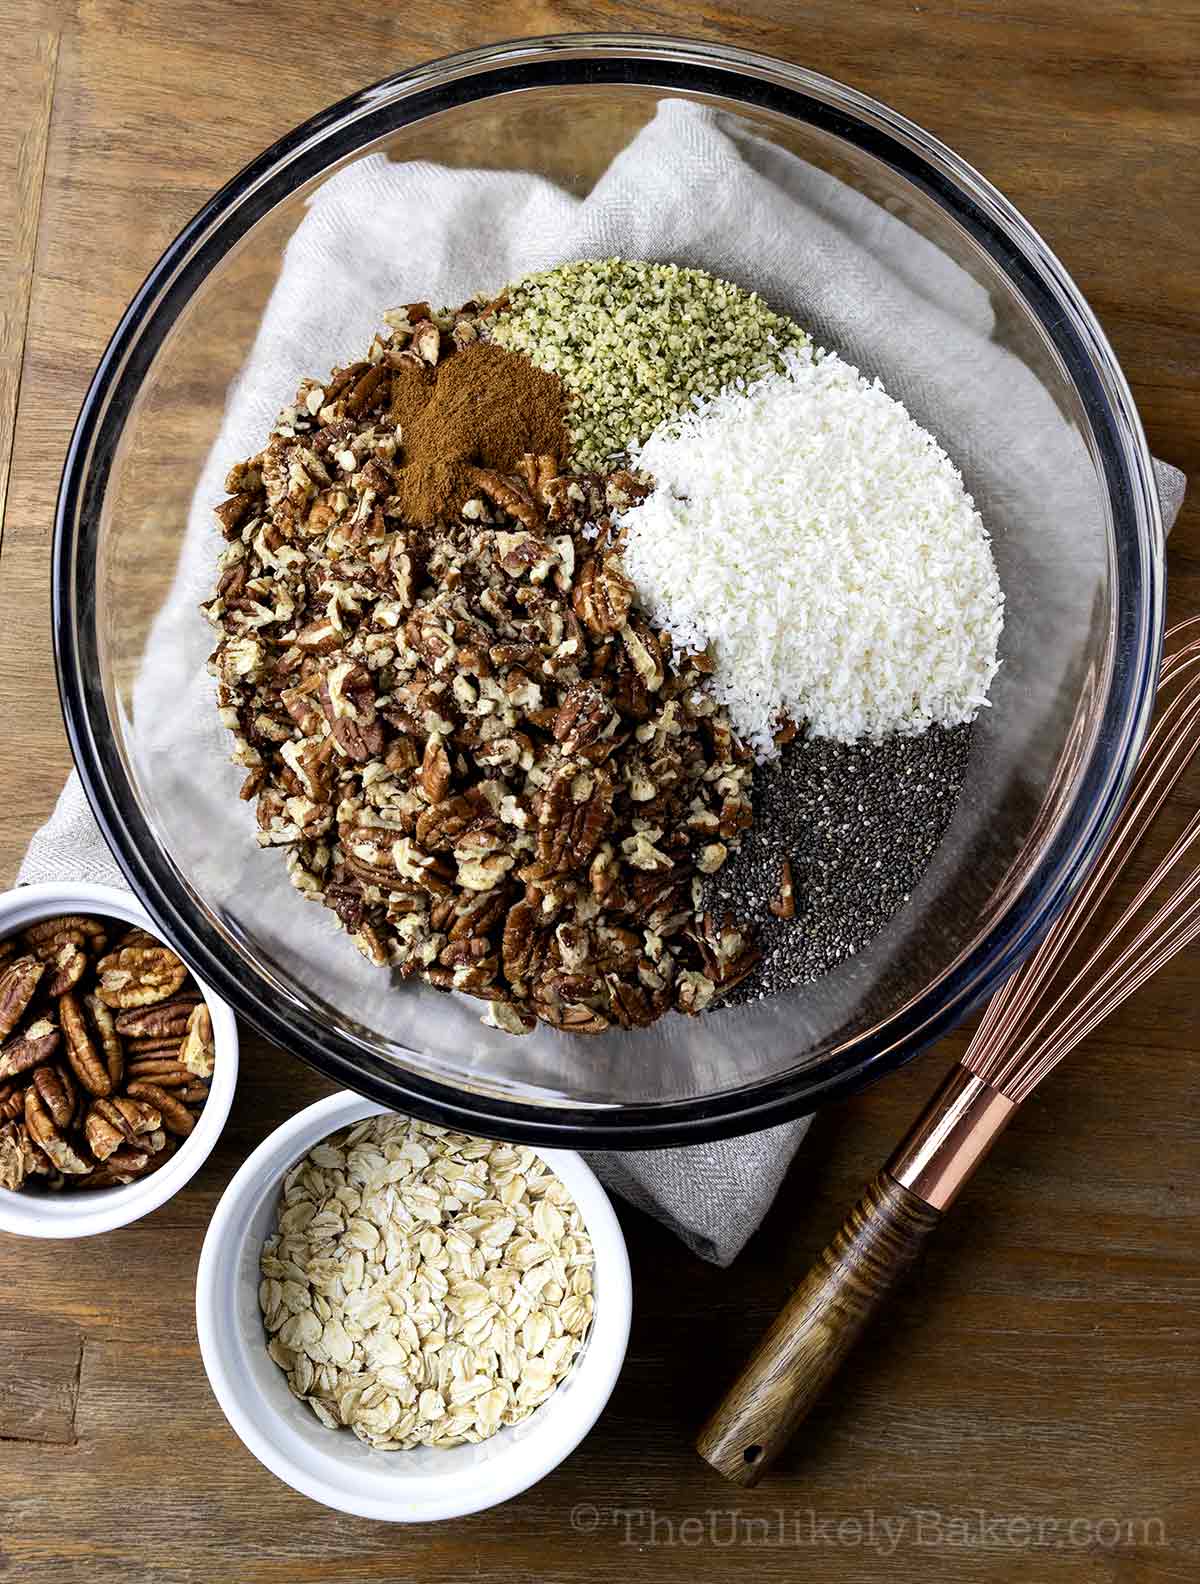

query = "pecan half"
[125,1080,194,1137]
[114,997,197,1040]
[537,765,612,874]
[84,1095,162,1161]
[44,941,88,997]
[573,553,634,635]
[501,901,538,983]
[25,1086,92,1175]
[23,914,108,954]
[125,1057,194,1087]
[84,994,124,1087]
[179,1004,215,1078]
[31,1064,77,1131]
[0,1120,44,1191]
[0,1016,60,1080]
[0,955,44,1041]
[95,945,188,1009]
[60,991,115,1096]
[83,1101,127,1162]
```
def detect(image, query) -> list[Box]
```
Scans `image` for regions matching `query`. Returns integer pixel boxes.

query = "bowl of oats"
[195,1090,630,1519]
[0,881,237,1238]
[54,37,1164,1143]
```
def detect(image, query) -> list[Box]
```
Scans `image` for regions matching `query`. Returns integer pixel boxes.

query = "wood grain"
[697,1171,943,1485]
[0,14,58,550]
[0,1315,82,1443]
[0,2,1197,1581]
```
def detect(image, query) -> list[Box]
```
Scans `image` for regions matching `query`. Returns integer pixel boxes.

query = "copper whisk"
[698,615,1200,1486]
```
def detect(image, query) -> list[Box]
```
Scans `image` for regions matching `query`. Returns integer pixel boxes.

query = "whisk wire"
[966,616,1200,1104]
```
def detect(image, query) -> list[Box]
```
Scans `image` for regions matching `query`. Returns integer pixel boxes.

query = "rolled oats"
[259,1115,595,1450]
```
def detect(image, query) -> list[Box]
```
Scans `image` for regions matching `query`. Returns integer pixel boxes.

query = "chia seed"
[707,723,974,1003]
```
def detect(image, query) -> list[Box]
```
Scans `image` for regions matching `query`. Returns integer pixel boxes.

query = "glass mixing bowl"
[54,35,1164,1146]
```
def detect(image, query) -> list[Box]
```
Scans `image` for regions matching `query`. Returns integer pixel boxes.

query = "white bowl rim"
[196,1089,632,1521]
[0,879,238,1238]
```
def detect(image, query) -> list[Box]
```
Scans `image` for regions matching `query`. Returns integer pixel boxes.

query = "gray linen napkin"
[20,101,1185,1264]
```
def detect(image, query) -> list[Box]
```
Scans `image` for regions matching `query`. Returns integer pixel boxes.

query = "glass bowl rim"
[53,32,1165,1146]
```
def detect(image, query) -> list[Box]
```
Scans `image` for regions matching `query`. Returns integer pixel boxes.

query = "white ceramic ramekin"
[196,1090,632,1521]
[0,880,238,1238]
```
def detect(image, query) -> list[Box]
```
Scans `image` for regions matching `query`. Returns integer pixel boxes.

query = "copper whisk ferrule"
[889,1067,1016,1211]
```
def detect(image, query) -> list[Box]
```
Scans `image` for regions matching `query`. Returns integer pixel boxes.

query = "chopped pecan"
[553,682,612,755]
[203,305,766,1037]
[213,490,259,538]
[471,469,542,531]
[769,859,796,919]
[482,1000,537,1036]
[319,661,387,762]
[619,618,666,693]
[419,732,452,802]
[343,361,390,417]
[410,319,442,365]
[446,889,507,944]
[531,992,609,1036]
[605,976,657,1030]
[414,795,476,853]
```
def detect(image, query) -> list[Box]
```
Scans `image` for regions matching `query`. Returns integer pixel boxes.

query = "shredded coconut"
[618,346,1004,756]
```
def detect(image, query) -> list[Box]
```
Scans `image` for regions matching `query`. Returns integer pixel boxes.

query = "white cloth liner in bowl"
[24,101,1184,1263]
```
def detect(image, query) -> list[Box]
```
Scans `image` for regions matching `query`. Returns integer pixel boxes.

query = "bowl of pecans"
[196,1091,630,1520]
[0,881,237,1238]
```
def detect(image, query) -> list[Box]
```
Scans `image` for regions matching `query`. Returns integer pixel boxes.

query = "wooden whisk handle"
[697,1065,1016,1485]
[696,1170,940,1485]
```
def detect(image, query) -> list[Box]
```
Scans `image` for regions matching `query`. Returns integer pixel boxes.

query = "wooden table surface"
[1,3,1197,1580]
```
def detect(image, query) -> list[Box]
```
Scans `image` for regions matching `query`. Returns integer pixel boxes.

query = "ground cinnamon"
[389,342,570,523]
